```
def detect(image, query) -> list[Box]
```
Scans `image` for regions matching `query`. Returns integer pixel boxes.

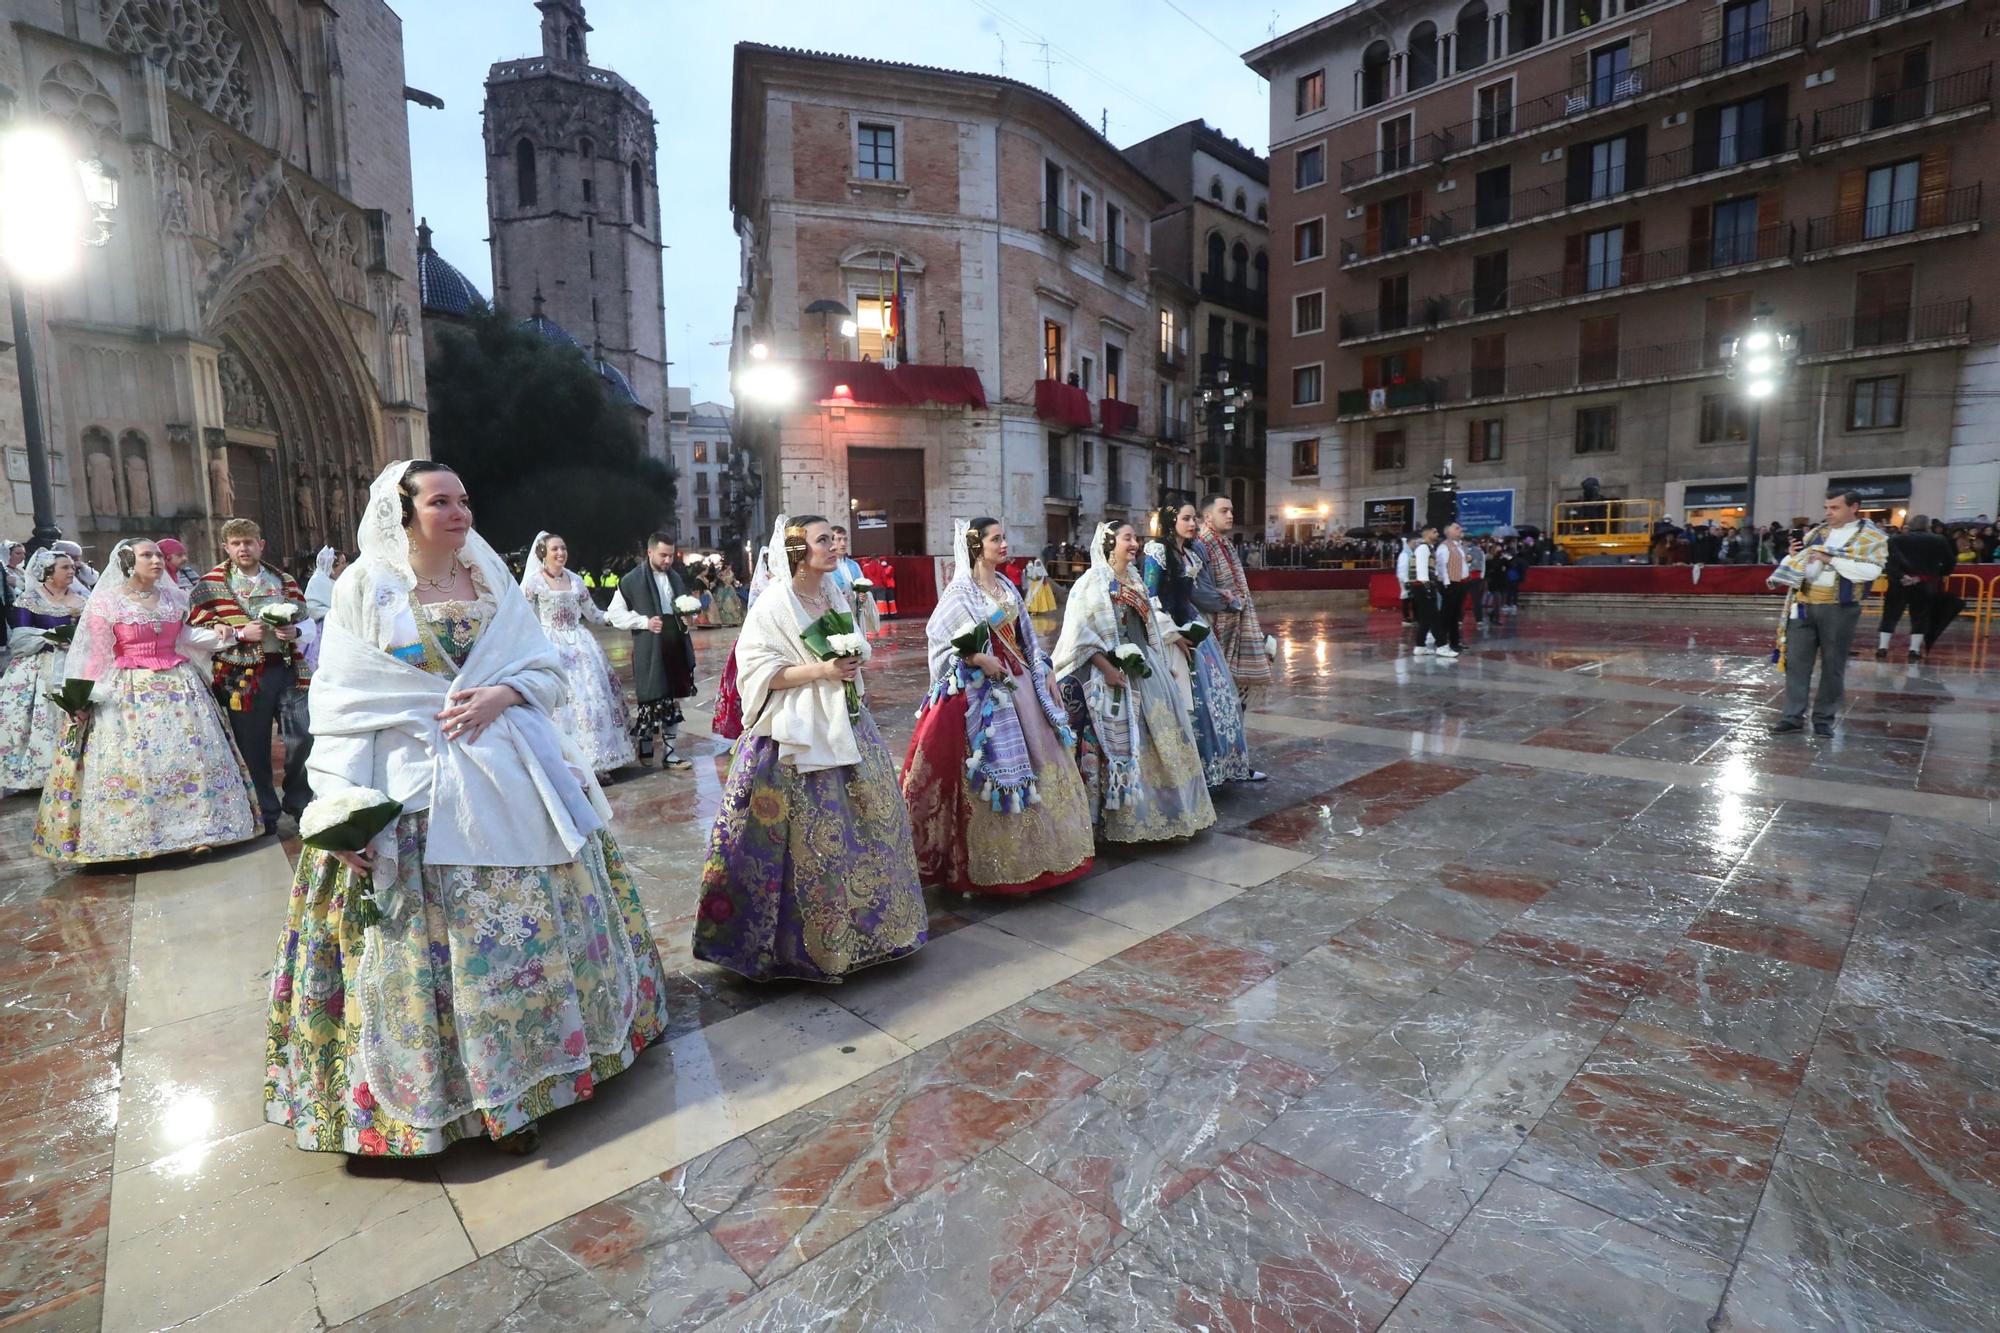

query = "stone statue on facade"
[86,450,120,516]
[209,451,237,516]
[125,452,154,516]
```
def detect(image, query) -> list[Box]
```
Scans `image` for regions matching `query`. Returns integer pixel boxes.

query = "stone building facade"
[1,0,428,566]
[1250,0,2000,534]
[728,44,1178,557]
[1123,120,1274,536]
[483,0,671,463]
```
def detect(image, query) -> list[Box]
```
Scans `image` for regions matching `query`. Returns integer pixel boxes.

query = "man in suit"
[1875,513,1957,660]
[605,532,697,769]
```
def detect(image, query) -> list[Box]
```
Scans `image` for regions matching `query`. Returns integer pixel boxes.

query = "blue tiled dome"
[415,219,485,317]
[596,358,639,403]
[521,312,583,350]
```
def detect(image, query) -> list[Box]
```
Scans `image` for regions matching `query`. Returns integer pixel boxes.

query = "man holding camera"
[1767,490,1886,738]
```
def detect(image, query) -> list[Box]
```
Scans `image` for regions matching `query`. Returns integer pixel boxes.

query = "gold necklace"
[415,556,463,593]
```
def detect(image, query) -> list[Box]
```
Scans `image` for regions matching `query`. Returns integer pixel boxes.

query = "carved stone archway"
[206,259,382,559]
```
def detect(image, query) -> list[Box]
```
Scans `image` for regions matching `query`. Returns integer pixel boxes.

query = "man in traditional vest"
[1435,522,1472,657]
[189,517,314,834]
[1191,493,1272,711]
[606,532,697,768]
[1768,490,1886,737]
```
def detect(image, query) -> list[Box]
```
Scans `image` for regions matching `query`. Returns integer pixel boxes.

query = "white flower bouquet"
[851,577,874,592]
[299,787,405,926]
[802,611,866,719]
[258,600,302,627]
[1112,642,1152,681]
[1175,621,1211,649]
[673,594,703,615]
[949,619,990,659]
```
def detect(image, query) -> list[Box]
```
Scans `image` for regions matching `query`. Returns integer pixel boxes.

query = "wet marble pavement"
[3,606,1997,1331]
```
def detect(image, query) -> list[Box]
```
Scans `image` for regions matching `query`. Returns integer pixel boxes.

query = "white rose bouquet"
[1175,621,1211,649]
[673,594,703,615]
[1112,642,1152,681]
[802,610,866,719]
[298,787,405,926]
[258,600,302,627]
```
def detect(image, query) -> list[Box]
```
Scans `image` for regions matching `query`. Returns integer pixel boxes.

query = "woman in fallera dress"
[1144,503,1257,785]
[33,540,260,861]
[520,531,638,777]
[1053,521,1215,843]
[0,550,87,794]
[1021,556,1058,616]
[693,513,927,982]
[713,562,745,626]
[901,518,1094,896]
[264,461,669,1157]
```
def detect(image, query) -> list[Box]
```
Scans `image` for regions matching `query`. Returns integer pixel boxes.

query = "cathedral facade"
[0,0,427,565]
[482,0,671,462]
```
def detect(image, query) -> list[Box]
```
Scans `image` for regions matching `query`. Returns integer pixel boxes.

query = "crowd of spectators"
[1650,516,1999,566]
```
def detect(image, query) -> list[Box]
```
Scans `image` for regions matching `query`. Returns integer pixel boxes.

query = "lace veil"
[358,459,513,600]
[65,539,190,682]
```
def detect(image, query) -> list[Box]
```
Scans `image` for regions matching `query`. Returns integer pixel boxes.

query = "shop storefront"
[1828,474,1912,527]
[1684,483,1747,530]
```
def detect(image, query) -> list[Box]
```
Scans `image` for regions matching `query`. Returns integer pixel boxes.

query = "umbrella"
[804,299,852,316]
[805,299,855,359]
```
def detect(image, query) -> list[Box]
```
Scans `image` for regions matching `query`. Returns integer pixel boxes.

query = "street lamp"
[1722,309,1799,563]
[1198,367,1252,522]
[0,99,120,550]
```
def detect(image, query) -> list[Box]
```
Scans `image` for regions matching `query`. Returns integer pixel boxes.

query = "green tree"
[425,308,676,570]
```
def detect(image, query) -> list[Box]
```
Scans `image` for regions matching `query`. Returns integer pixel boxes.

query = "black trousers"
[1438,585,1467,650]
[1877,580,1935,643]
[1409,585,1441,646]
[228,661,312,823]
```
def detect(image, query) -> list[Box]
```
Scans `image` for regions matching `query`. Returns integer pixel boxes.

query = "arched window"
[1230,241,1249,285]
[1408,22,1440,90]
[1205,231,1226,279]
[1361,40,1391,108]
[515,139,538,207]
[579,137,594,160]
[1233,188,1248,213]
[1456,1,1491,71]
[1252,249,1269,291]
[1208,175,1224,201]
[578,138,595,205]
[565,25,583,61]
[1255,201,1268,223]
[629,160,645,226]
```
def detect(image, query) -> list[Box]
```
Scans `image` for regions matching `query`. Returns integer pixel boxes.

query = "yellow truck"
[1553,498,1661,562]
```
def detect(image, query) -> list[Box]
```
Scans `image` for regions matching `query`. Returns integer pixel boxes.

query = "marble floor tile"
[1781,1004,2000,1221]
[1378,1173,1733,1332]
[1045,861,1244,937]
[1009,1028,1315,1234]
[828,922,1089,1048]
[1130,830,1316,888]
[987,975,1192,1082]
[972,897,1154,966]
[1627,940,1838,1068]
[343,1232,644,1330]
[527,1177,757,1330]
[669,1024,1094,1282]
[1685,889,1860,973]
[1715,1154,2000,1333]
[1038,1142,1444,1333]
[1199,944,1421,1075]
[1833,933,2000,1034]
[111,998,268,1176]
[701,1149,1117,1332]
[1257,990,1600,1230]
[1176,873,1400,962]
[1102,930,1284,1011]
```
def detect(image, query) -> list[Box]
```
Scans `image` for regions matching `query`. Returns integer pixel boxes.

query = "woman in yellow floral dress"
[264,461,670,1157]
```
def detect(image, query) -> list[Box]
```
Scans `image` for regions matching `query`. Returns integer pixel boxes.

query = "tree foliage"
[425,309,675,569]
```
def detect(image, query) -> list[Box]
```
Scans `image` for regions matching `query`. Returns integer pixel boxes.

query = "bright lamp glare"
[1745,378,1777,399]
[748,341,770,361]
[838,319,857,338]
[1743,331,1773,352]
[0,128,89,283]
[737,364,797,405]
[1746,356,1774,375]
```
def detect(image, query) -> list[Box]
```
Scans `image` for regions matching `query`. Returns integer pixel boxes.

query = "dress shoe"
[1813,722,1834,738]
[1873,648,1888,660]
[1767,720,1805,736]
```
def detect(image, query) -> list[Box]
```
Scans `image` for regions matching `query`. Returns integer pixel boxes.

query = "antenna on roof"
[996,31,1006,78]
[1035,40,1053,91]
[1101,107,1108,135]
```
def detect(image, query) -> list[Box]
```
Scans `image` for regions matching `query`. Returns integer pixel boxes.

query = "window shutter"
[1699,4,1722,43]
[1626,126,1648,188]
[1918,146,1951,227]
[1763,84,1789,136]
[1563,232,1586,295]
[1623,220,1644,282]
[1566,146,1591,205]
[1835,167,1866,244]
[1408,348,1424,378]
[1630,32,1651,67]
[1365,202,1382,255]
[1689,203,1713,268]
[1692,105,1721,173]
[1407,190,1426,240]
[1755,191,1782,256]
[1363,355,1383,390]
[1570,51,1589,90]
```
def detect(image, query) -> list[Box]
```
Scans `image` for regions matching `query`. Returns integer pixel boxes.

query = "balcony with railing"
[1199,351,1267,388]
[1104,239,1135,276]
[1338,223,1795,343]
[1339,13,1808,191]
[1198,271,1269,317]
[1809,66,1993,148]
[1820,0,1960,43]
[1344,120,1799,265]
[1156,337,1188,375]
[1046,469,1082,502]
[1158,417,1188,444]
[1798,298,1973,357]
[1804,183,1982,255]
[1042,201,1080,247]
[1107,477,1133,506]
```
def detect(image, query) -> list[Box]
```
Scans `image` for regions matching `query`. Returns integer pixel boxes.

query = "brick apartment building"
[1123,122,1275,534]
[728,44,1184,557]
[1249,0,2000,537]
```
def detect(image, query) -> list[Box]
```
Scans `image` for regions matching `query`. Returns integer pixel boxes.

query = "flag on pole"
[892,257,908,365]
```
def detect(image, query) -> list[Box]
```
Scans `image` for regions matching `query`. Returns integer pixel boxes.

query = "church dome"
[595,358,639,403]
[416,219,486,317]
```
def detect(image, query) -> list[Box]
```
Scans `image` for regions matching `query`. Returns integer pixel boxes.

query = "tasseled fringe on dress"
[1098,756,1141,812]
[963,673,1040,814]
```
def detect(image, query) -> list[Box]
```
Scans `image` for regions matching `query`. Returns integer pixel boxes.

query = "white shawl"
[737,564,870,774]
[308,558,611,907]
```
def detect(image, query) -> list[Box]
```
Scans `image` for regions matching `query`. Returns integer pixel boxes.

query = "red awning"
[1035,379,1094,429]
[791,360,988,409]
[1099,398,1138,435]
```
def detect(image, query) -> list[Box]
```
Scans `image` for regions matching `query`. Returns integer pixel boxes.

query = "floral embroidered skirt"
[694,708,928,982]
[711,643,744,739]
[900,674,1094,896]
[545,622,637,775]
[1058,663,1217,845]
[1189,632,1254,784]
[264,813,671,1156]
[32,662,260,862]
[0,646,64,792]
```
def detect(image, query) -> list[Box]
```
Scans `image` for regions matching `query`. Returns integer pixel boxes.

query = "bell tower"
[486,1,670,462]
[539,0,590,64]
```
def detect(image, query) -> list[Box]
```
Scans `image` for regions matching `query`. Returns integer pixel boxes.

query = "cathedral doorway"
[208,262,381,562]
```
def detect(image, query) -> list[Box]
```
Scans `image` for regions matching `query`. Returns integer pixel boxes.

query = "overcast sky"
[399,0,1311,406]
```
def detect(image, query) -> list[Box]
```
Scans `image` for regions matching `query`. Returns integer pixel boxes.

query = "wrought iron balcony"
[1804,183,1982,252]
[1809,66,1993,144]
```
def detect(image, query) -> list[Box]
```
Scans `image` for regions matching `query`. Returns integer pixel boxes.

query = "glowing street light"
[1721,310,1800,561]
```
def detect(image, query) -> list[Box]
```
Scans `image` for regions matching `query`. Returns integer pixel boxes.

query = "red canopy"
[791,360,987,409]
[1034,379,1094,429]
[1098,398,1138,435]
